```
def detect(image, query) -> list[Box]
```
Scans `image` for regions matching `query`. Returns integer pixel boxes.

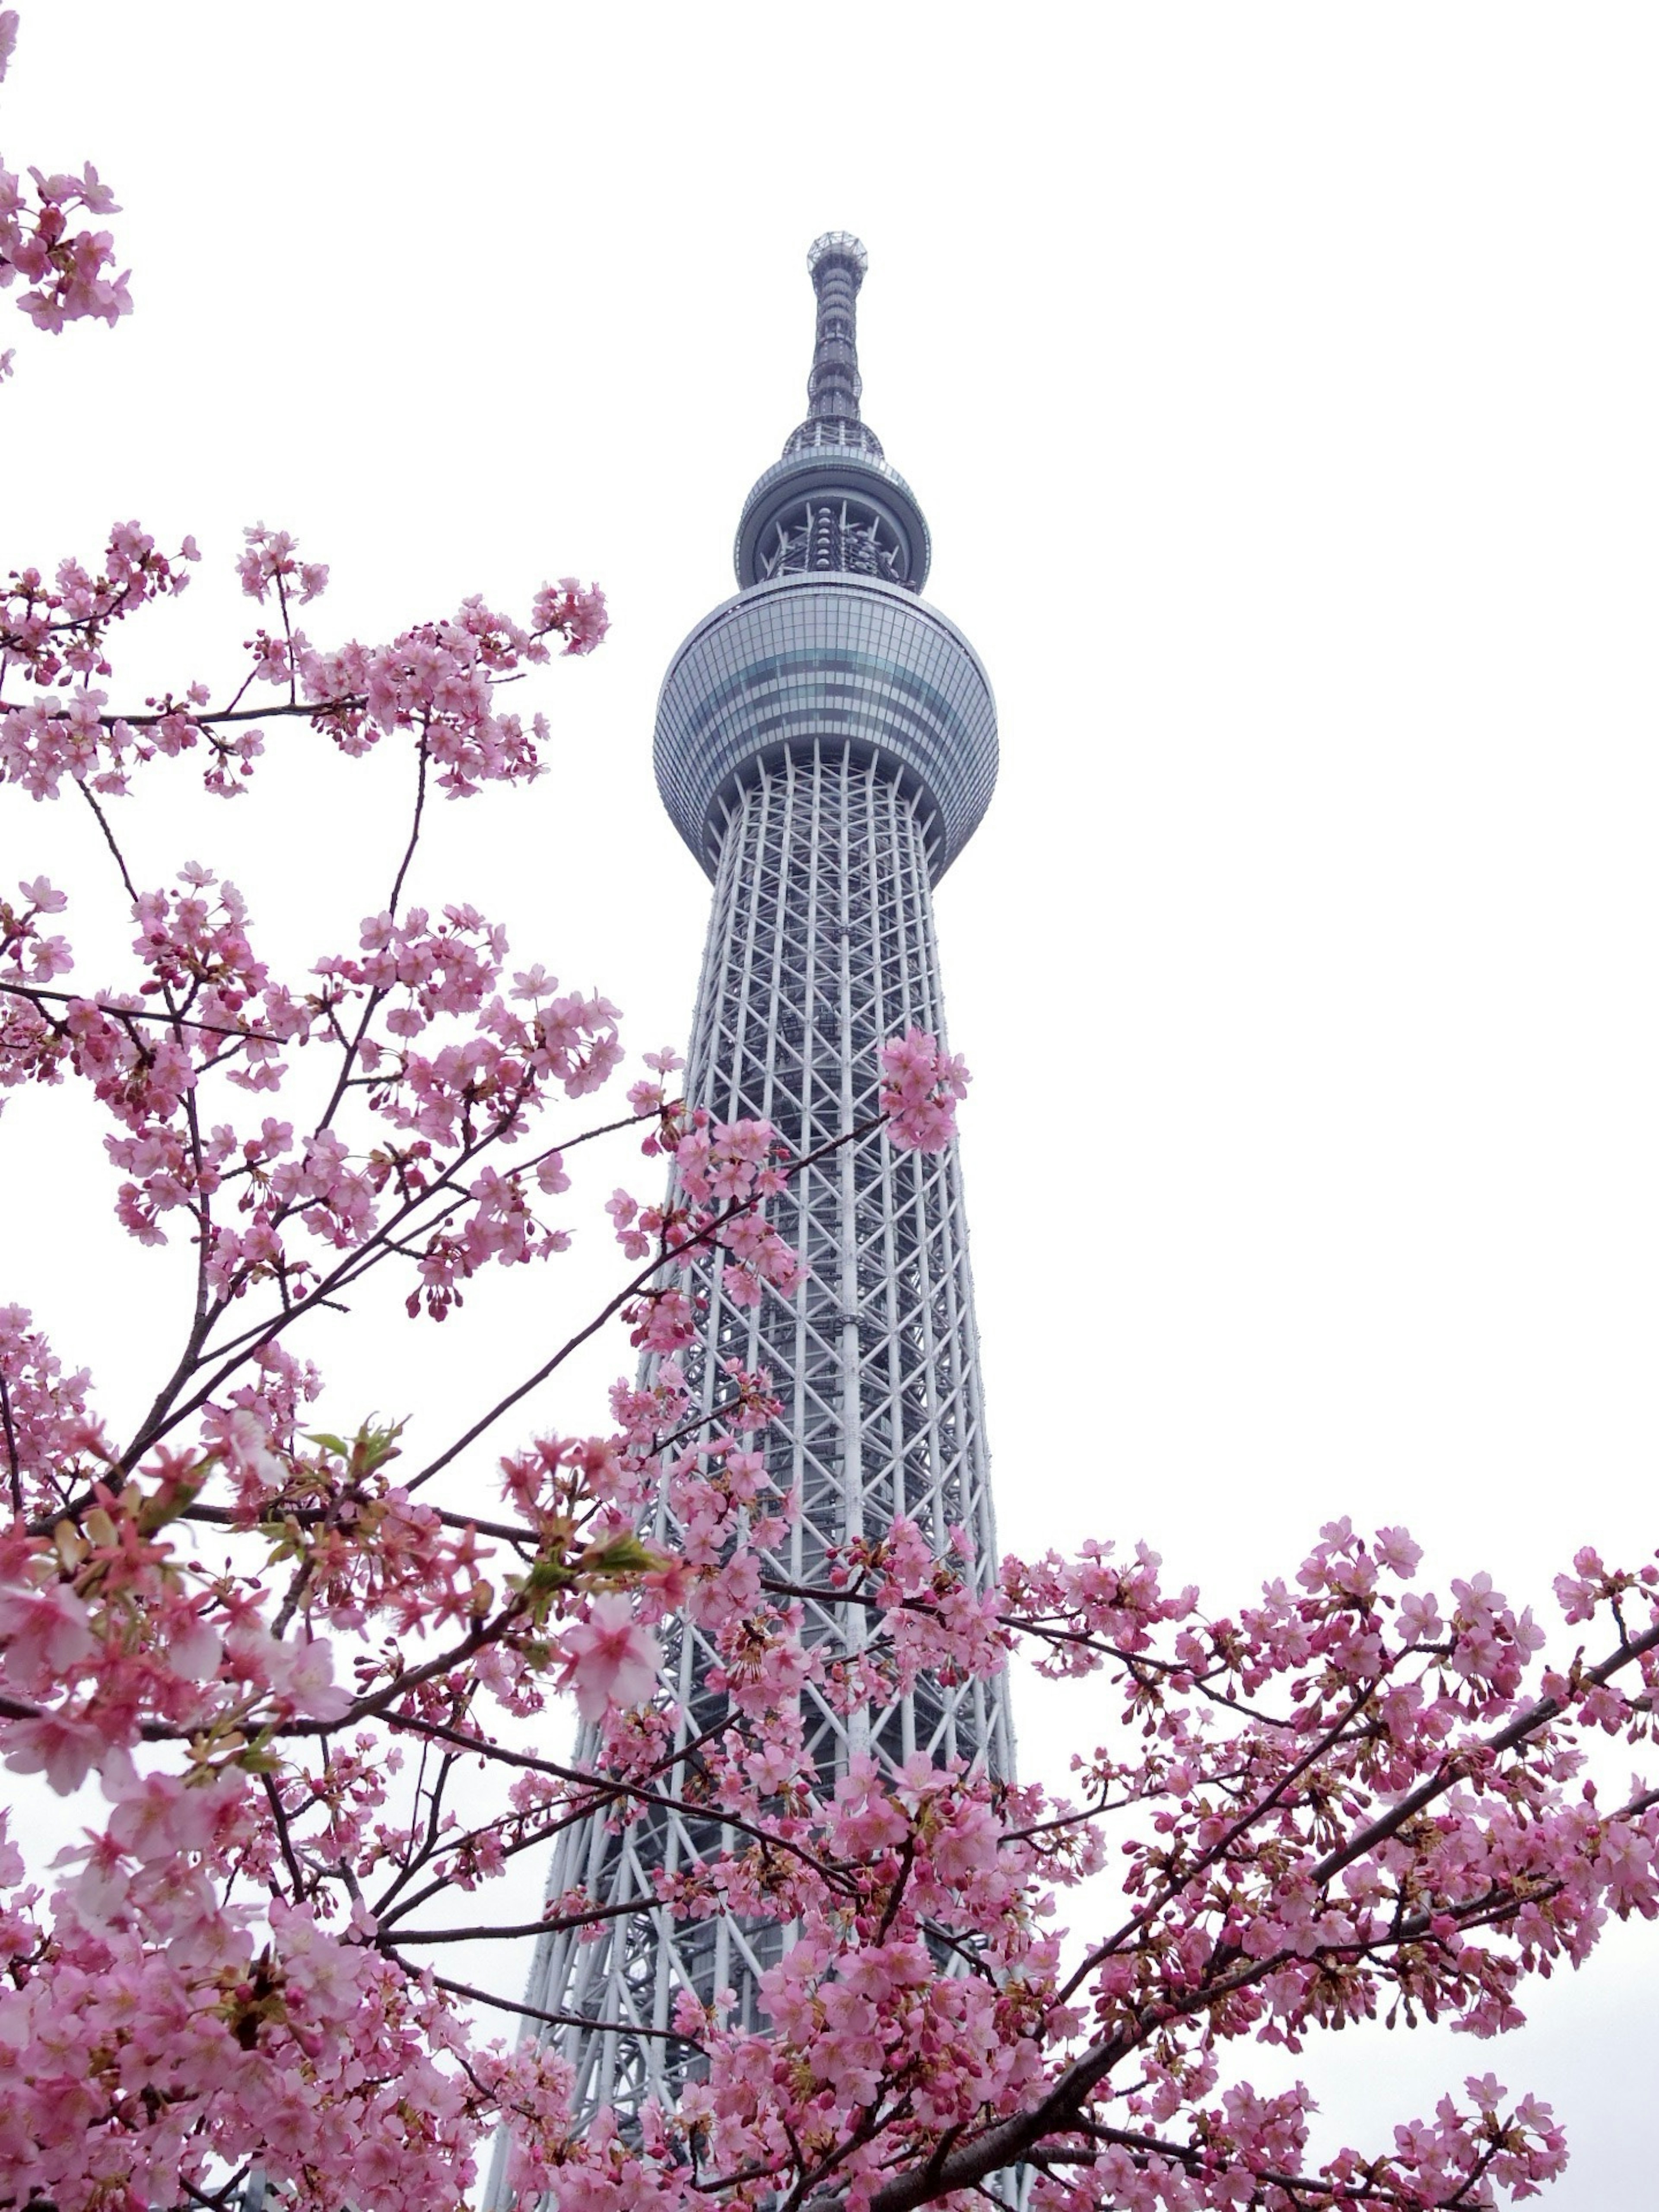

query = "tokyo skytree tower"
[518,232,1012,2121]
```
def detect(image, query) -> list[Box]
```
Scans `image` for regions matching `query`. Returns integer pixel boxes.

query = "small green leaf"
[581,1533,670,1579]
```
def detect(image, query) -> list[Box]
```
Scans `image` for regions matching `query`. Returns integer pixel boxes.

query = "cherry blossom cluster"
[823,1515,1011,1707]
[0,155,129,339]
[2,517,197,713]
[6,1377,1653,2212]
[3,877,627,1357]
[0,1775,502,2209]
[0,1297,89,1513]
[1023,2073,1570,2212]
[0,12,132,380]
[3,1145,1657,2212]
[878,1023,970,1150]
[608,1112,804,1360]
[531,575,612,657]
[3,520,606,800]
[236,521,331,609]
[483,1516,1652,2212]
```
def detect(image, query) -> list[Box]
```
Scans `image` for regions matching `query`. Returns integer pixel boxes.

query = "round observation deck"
[655,572,996,885]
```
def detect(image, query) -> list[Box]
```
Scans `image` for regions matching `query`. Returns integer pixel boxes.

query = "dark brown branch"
[0,1367,22,1517]
[383,1953,698,2045]
[404,1111,884,1496]
[390,1891,661,1944]
[0,978,266,1044]
[367,1710,852,1889]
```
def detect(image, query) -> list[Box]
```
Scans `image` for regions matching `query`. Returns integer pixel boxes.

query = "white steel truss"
[518,743,1013,2121]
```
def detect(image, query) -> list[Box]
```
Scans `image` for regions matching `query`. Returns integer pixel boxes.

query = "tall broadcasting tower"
[520,233,1012,2119]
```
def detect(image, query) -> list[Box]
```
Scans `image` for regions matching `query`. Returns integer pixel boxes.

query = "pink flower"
[253,1632,351,1720]
[0,1581,97,1690]
[879,1028,969,1151]
[3,1711,103,1794]
[26,931,71,979]
[556,1595,661,1723]
[1399,1589,1444,1642]
[1375,1525,1423,1579]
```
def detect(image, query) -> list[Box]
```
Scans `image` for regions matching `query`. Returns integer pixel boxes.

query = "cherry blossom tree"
[2,502,1656,2212]
[3,22,1659,2212]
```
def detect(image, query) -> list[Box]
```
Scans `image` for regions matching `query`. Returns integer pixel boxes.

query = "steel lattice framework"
[506,233,1011,2136]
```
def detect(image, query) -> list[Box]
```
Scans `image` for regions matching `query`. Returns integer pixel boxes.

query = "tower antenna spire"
[750,230,927,580]
[804,230,868,423]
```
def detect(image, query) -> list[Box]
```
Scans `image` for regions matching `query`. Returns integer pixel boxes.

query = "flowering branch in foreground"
[0,522,1656,2212]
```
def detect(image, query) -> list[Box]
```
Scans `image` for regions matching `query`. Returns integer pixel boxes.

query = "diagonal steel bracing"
[519,746,1011,2120]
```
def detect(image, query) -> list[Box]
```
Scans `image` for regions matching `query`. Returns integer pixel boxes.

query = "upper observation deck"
[656,235,997,882]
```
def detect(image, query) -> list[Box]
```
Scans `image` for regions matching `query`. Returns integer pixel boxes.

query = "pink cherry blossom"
[556,1594,663,1721]
[879,1026,969,1150]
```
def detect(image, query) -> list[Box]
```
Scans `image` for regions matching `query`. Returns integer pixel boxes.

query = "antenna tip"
[807,232,868,285]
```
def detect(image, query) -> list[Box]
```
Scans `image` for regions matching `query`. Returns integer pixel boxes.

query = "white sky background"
[3,2,1658,2201]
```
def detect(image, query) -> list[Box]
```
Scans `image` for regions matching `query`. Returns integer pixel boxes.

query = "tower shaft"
[506,236,1007,2143]
[526,740,1010,2115]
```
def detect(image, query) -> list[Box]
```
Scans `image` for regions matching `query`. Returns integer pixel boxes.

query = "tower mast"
[510,233,1011,2130]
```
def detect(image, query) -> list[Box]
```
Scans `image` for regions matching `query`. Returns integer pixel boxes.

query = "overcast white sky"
[5,4,1658,2201]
